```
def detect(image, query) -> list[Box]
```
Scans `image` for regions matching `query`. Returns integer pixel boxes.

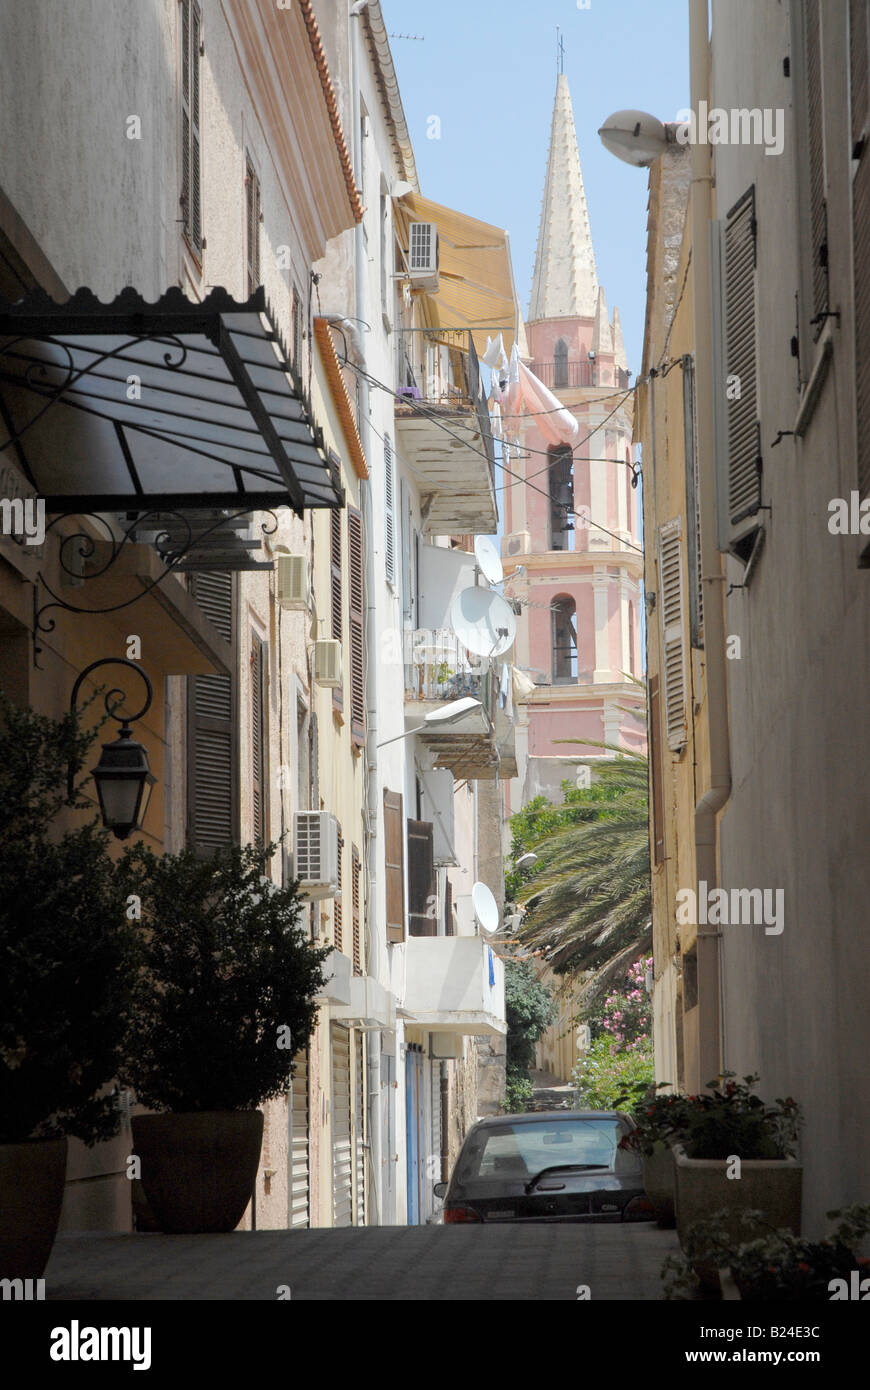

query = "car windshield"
[458,1118,638,1182]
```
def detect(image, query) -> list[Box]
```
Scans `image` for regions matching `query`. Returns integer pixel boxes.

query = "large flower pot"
[0,1136,68,1280]
[673,1144,802,1291]
[642,1142,676,1227]
[131,1111,263,1234]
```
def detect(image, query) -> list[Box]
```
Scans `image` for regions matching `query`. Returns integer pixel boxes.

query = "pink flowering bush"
[595,958,652,1046]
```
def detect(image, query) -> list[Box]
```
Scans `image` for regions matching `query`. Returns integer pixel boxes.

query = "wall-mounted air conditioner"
[276,554,310,611]
[502,531,531,557]
[314,638,342,688]
[407,222,439,290]
[293,810,340,899]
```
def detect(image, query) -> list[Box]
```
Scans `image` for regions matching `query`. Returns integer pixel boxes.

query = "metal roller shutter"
[331,1023,353,1228]
[290,1052,309,1229]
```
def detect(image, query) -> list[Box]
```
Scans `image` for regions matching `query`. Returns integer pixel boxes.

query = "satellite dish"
[450,587,516,659]
[472,882,499,935]
[474,535,504,585]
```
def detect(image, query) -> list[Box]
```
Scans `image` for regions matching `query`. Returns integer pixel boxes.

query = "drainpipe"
[689,0,730,1086]
[350,0,384,1226]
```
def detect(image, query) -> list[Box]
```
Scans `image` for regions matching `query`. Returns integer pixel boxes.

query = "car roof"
[471,1110,629,1127]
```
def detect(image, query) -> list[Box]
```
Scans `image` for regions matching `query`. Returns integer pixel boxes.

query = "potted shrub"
[619,1087,691,1226]
[0,695,136,1278]
[663,1204,870,1301]
[671,1073,802,1290]
[119,840,330,1233]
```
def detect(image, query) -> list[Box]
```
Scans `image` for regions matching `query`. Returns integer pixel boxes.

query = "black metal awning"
[0,285,343,514]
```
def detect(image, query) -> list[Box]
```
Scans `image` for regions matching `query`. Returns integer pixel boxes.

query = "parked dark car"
[434,1110,655,1224]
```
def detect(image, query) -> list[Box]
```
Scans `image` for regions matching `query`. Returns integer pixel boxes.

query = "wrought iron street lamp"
[67,659,155,840]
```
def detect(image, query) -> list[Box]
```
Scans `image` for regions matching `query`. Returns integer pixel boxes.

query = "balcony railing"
[531,360,631,391]
[403,628,487,706]
[396,329,495,478]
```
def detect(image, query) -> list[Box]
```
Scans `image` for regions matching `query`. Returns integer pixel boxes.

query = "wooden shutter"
[347,507,365,746]
[188,571,236,853]
[251,634,267,846]
[658,521,687,752]
[353,1031,366,1226]
[851,0,870,499]
[331,1024,353,1228]
[292,289,302,370]
[724,187,761,527]
[648,675,666,865]
[181,0,202,254]
[331,500,344,713]
[290,1051,310,1228]
[384,433,396,584]
[334,829,343,950]
[682,356,703,647]
[245,158,261,295]
[444,877,454,936]
[383,789,405,943]
[352,846,362,975]
[407,820,436,937]
[804,1,829,333]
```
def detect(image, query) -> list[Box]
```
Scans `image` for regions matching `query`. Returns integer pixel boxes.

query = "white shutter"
[353,1031,366,1226]
[430,1060,442,1185]
[724,188,761,529]
[384,432,396,585]
[290,1052,309,1229]
[331,1023,353,1228]
[658,519,688,751]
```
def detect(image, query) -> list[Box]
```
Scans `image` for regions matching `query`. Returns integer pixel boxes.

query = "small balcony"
[393,934,506,1037]
[395,330,497,536]
[530,360,631,391]
[403,629,517,780]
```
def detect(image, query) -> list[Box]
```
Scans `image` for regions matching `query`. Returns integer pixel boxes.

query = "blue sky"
[382,0,689,372]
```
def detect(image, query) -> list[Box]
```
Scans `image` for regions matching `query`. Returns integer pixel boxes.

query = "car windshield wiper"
[524,1163,608,1192]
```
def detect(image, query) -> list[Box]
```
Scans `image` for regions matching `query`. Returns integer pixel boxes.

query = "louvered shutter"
[682,356,703,647]
[290,1051,310,1228]
[181,1,203,254]
[353,1031,366,1226]
[658,521,687,752]
[444,877,454,936]
[407,820,436,937]
[251,635,267,846]
[347,507,365,746]
[724,188,761,527]
[383,789,405,943]
[804,0,829,332]
[351,846,362,974]
[648,674,666,865]
[331,502,344,713]
[331,1024,353,1228]
[245,159,261,295]
[188,571,236,853]
[333,829,343,950]
[292,290,302,371]
[384,433,396,585]
[851,0,870,499]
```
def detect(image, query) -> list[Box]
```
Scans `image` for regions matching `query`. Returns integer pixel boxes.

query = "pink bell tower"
[503,74,646,810]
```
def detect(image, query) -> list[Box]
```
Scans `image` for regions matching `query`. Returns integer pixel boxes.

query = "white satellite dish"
[474,535,504,585]
[450,587,516,659]
[472,882,499,935]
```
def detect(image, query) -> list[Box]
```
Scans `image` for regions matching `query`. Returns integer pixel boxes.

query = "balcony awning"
[0,285,342,514]
[393,192,518,354]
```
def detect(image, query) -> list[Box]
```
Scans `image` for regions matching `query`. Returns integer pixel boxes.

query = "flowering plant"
[594,958,651,1046]
[618,1086,692,1157]
[679,1073,801,1161]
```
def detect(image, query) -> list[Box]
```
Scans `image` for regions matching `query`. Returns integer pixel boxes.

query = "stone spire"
[528,73,599,322]
[611,305,627,370]
[592,285,612,353]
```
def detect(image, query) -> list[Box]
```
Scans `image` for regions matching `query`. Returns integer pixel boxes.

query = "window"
[292,289,302,373]
[648,674,665,864]
[245,157,261,296]
[352,847,362,974]
[380,182,390,313]
[551,594,577,683]
[383,432,397,584]
[803,0,829,338]
[554,337,568,388]
[250,633,268,845]
[548,445,574,551]
[682,355,704,647]
[658,519,688,751]
[723,187,762,560]
[347,506,365,747]
[334,830,344,950]
[180,0,203,255]
[407,821,436,937]
[383,789,405,943]
[331,495,343,713]
[187,571,236,852]
[627,601,636,677]
[850,0,870,509]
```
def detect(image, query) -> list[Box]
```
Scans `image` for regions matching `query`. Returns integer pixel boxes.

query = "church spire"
[528,73,599,322]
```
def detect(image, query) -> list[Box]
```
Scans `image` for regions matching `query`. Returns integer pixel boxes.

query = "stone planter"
[673,1144,802,1292]
[131,1111,263,1234]
[0,1136,68,1280]
[642,1142,676,1227]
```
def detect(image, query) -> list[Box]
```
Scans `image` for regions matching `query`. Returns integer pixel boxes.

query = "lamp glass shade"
[91,728,155,839]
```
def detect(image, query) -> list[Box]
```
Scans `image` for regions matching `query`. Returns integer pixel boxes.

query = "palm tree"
[513,748,651,1012]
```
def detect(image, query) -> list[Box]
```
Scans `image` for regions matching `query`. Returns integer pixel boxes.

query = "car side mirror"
[433,1181,447,1199]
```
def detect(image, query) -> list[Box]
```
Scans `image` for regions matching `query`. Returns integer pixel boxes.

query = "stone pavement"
[45,1222,679,1301]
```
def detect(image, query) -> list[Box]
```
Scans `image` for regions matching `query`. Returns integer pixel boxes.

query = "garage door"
[290,1051,309,1229]
[331,1023,353,1228]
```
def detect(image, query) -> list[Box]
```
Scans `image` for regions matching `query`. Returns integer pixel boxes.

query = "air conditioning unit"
[276,554,310,611]
[293,810,340,899]
[407,222,439,290]
[502,531,531,557]
[314,638,342,688]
